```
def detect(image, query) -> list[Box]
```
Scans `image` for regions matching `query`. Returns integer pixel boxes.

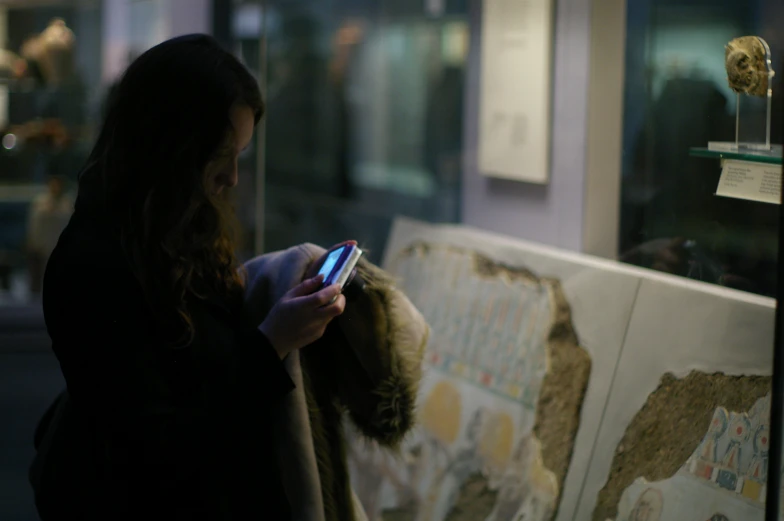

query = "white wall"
[461,0,592,252]
[168,0,211,40]
[101,0,129,83]
[101,0,211,85]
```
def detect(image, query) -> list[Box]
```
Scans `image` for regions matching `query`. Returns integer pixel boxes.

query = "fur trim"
[346,259,429,448]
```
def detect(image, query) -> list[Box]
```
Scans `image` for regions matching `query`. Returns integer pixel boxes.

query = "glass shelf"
[689,147,783,165]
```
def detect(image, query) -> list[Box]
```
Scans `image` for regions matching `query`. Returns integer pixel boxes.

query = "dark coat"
[35,205,295,520]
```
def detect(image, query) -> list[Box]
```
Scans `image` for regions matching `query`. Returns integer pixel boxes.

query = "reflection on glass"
[618,0,781,298]
[247,1,468,263]
[1,6,102,305]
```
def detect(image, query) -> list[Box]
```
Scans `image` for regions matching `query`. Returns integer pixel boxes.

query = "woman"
[31,35,426,521]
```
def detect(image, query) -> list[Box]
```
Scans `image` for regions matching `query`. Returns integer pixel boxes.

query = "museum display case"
[612,6,782,514]
[226,0,468,263]
[0,0,102,305]
[618,0,781,299]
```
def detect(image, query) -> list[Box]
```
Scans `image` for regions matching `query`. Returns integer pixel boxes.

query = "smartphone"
[317,244,363,291]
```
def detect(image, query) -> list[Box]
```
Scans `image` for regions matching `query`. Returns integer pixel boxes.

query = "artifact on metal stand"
[713,36,778,152]
[725,36,772,98]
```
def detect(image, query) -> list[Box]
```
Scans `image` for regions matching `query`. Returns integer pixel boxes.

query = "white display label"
[477,0,554,184]
[715,159,781,204]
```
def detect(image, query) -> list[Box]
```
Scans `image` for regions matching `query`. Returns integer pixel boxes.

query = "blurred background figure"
[253,3,467,260]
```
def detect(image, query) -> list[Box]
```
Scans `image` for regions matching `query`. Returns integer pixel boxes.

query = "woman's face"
[208,104,255,195]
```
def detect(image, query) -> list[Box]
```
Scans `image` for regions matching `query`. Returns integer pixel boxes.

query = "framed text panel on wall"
[477,0,554,184]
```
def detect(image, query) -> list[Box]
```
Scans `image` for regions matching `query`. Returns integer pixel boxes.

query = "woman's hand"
[259,274,346,359]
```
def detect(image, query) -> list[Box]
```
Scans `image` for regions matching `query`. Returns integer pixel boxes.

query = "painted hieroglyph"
[609,394,772,521]
[348,242,591,521]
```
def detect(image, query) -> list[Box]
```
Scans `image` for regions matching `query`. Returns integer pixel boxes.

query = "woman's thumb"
[288,274,324,298]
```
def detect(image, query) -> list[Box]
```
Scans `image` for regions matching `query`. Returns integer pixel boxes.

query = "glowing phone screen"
[318,247,345,281]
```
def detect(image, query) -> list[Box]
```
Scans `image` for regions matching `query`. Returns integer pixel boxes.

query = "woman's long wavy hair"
[78,34,263,346]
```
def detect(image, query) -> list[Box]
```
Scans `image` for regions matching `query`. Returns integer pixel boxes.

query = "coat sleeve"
[310,257,429,448]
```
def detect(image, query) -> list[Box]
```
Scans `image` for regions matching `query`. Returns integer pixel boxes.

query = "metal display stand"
[717,36,776,153]
[690,38,781,205]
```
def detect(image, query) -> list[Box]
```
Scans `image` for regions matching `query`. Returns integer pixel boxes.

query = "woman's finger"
[286,275,324,298]
[303,284,341,308]
[316,294,346,318]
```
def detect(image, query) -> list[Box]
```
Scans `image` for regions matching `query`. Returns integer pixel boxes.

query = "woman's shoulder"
[44,212,140,318]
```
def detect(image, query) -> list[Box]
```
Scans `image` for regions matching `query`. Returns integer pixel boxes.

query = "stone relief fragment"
[599,376,771,521]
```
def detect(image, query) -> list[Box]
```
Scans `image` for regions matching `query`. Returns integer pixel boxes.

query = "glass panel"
[230,13,264,263]
[618,0,782,298]
[0,1,103,305]
[240,0,468,264]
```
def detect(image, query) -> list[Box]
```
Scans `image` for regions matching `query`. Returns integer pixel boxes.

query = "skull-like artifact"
[725,36,771,97]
